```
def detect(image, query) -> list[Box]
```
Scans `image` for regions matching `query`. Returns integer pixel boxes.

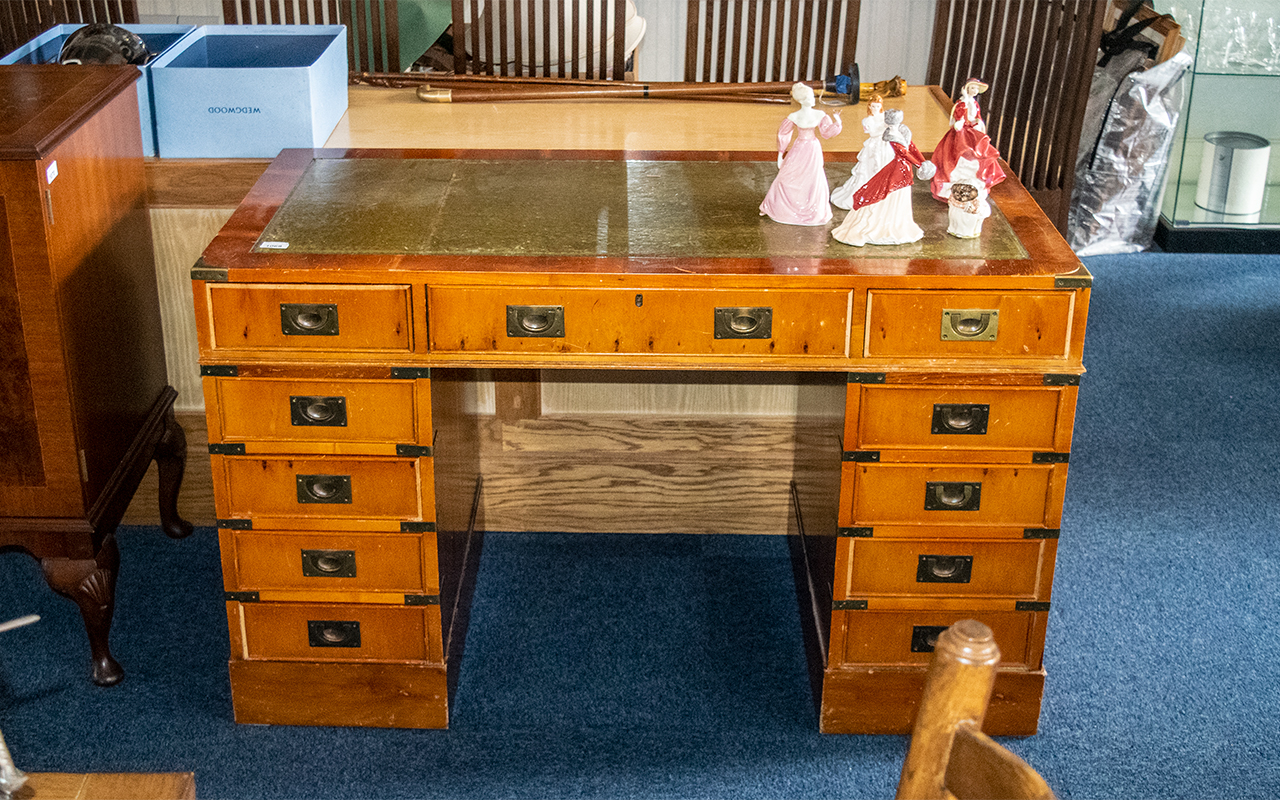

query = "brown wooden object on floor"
[17,771,195,800]
[0,65,190,686]
[684,0,860,82]
[450,0,629,79]
[0,1,139,62]
[896,620,1055,799]
[221,0,401,74]
[926,0,1107,234]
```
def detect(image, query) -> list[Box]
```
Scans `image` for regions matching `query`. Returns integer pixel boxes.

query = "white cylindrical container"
[1195,131,1271,215]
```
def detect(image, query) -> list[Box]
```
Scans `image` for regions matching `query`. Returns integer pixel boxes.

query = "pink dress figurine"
[831,108,936,247]
[830,94,891,210]
[759,83,843,226]
[929,77,1005,202]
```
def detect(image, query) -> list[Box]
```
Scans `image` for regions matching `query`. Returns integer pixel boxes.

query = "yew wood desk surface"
[194,147,1086,374]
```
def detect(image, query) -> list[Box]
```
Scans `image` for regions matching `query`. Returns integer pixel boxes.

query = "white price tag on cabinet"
[45,160,58,184]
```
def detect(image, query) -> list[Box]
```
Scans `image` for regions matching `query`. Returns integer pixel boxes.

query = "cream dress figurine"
[945,155,991,238]
[831,108,936,247]
[759,83,843,226]
[829,94,891,210]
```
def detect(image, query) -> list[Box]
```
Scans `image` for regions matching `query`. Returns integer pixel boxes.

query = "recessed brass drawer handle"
[307,619,361,648]
[931,403,990,435]
[714,307,773,339]
[301,549,357,577]
[911,625,949,653]
[924,481,982,511]
[941,308,998,341]
[296,474,353,504]
[506,305,565,337]
[916,554,974,583]
[281,303,339,336]
[290,395,348,427]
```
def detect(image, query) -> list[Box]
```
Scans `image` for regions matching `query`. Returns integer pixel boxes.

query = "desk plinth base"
[229,660,448,728]
[818,667,1045,735]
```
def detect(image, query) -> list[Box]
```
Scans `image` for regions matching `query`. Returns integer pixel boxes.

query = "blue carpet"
[2,252,1279,798]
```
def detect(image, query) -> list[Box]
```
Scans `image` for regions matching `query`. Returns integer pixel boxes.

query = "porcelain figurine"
[929,77,1005,202]
[830,94,891,210]
[759,83,843,226]
[945,155,991,238]
[831,108,936,247]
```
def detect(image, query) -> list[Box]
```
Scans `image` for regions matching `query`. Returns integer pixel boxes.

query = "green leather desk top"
[254,158,1027,261]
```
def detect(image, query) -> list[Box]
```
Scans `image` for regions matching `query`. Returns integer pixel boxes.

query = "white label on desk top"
[260,241,290,249]
[45,161,58,185]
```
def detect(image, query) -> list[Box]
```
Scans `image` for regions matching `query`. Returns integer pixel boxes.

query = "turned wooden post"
[896,619,1000,799]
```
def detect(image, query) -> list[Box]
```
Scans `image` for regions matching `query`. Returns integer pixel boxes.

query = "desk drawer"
[207,377,430,448]
[206,283,413,354]
[865,290,1073,360]
[834,537,1055,600]
[844,463,1066,528]
[847,384,1074,453]
[213,455,432,525]
[235,601,443,664]
[221,529,439,595]
[829,608,1042,668]
[429,287,850,357]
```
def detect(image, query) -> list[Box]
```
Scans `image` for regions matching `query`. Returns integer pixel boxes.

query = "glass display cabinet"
[1156,0,1280,251]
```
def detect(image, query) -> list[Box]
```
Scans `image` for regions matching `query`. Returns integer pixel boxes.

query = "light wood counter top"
[14,772,196,800]
[324,84,952,153]
[146,84,951,208]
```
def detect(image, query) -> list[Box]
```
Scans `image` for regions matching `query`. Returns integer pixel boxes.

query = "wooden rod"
[416,85,792,103]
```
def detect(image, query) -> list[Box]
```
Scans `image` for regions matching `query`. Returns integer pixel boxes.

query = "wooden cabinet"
[194,148,1089,733]
[0,66,190,684]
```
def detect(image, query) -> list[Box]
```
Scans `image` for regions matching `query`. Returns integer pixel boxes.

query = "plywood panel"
[150,207,234,412]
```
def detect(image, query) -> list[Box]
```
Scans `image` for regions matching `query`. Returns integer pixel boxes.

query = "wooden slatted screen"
[221,0,399,74]
[927,0,1107,234]
[1,0,139,61]
[450,0,629,79]
[684,0,860,83]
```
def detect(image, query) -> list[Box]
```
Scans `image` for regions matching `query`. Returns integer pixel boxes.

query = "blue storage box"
[0,24,196,156]
[148,25,348,159]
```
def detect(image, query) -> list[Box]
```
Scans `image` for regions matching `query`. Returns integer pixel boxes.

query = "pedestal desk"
[192,146,1088,734]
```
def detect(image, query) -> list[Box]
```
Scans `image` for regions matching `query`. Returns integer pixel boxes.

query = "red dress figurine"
[929,78,1005,202]
[831,108,936,247]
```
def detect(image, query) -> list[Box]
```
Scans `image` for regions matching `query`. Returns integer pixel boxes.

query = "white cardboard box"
[149,25,348,159]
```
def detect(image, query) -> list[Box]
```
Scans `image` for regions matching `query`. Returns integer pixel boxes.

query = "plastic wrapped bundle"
[1068,51,1192,255]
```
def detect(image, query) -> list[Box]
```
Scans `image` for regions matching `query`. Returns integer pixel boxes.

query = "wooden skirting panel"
[123,412,844,536]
